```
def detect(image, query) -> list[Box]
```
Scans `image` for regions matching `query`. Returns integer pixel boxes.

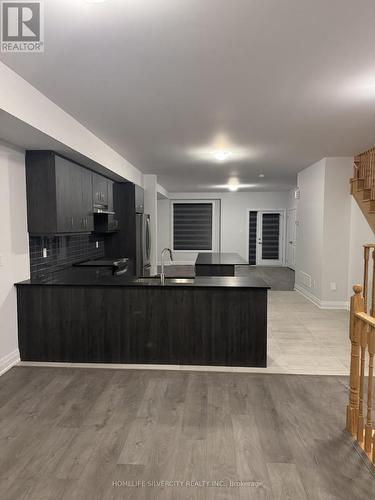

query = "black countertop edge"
[15,275,270,289]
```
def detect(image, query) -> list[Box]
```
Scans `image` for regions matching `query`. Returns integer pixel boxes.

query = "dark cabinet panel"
[107,180,114,212]
[55,156,81,233]
[104,183,143,261]
[26,151,58,234]
[17,285,267,367]
[26,151,94,234]
[93,173,108,206]
[81,167,94,231]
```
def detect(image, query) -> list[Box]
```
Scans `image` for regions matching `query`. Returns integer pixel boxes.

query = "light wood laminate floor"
[19,291,351,376]
[0,367,374,499]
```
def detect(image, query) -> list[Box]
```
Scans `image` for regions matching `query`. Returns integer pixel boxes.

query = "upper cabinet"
[26,151,94,234]
[92,173,108,207]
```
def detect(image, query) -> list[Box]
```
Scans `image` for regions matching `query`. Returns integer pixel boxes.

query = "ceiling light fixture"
[259,174,265,178]
[211,150,231,162]
[228,178,239,191]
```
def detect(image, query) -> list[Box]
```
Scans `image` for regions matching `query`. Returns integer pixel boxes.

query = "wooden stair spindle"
[357,321,367,443]
[364,326,374,453]
[363,246,370,313]
[347,285,365,435]
[372,248,375,316]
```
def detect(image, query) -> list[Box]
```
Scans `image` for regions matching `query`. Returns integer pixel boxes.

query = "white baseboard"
[294,285,349,310]
[0,349,20,376]
[320,300,350,310]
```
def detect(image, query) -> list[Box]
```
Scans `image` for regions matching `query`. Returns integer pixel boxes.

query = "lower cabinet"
[16,285,267,367]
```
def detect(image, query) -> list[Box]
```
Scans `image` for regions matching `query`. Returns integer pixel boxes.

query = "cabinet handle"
[71,217,74,229]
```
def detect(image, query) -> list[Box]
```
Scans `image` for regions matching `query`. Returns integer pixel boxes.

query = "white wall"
[321,158,352,304]
[295,157,354,308]
[0,142,29,374]
[143,174,158,275]
[158,191,291,264]
[295,159,326,299]
[0,62,144,187]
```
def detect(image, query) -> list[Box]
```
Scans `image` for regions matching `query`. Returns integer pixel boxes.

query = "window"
[172,202,213,251]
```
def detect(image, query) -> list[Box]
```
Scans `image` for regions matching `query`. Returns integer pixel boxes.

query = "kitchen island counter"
[16,269,268,368]
[195,252,248,276]
[16,268,267,289]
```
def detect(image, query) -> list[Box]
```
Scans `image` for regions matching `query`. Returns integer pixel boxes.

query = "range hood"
[93,203,115,215]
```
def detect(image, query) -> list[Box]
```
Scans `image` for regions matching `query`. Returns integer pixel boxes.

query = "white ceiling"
[2,0,375,192]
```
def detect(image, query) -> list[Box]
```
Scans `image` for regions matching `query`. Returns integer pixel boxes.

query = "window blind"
[173,203,213,251]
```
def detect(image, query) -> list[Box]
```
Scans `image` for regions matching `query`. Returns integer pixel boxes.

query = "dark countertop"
[15,267,269,289]
[195,252,248,266]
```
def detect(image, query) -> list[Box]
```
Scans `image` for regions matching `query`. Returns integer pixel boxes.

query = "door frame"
[286,208,296,270]
[247,209,287,266]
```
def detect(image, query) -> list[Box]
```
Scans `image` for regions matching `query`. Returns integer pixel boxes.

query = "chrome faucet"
[160,248,173,284]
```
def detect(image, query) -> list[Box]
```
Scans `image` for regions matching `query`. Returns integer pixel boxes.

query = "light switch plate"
[42,248,48,258]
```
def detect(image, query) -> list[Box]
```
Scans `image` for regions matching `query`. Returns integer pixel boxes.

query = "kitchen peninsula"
[195,252,248,276]
[16,272,269,367]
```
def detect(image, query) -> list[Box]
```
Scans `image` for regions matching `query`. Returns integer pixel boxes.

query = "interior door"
[286,208,296,270]
[256,211,284,266]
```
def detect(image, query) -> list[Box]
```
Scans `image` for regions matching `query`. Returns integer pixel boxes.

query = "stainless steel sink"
[133,277,160,283]
[132,277,195,285]
[165,278,195,284]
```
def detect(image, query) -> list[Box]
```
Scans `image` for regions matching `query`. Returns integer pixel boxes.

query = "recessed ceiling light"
[259,174,265,178]
[211,150,231,162]
[228,178,239,191]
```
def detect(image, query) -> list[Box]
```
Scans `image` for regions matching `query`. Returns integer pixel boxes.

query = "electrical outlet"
[330,282,337,291]
[42,248,48,258]
[95,241,99,249]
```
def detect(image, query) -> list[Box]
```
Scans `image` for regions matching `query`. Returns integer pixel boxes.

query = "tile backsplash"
[29,234,105,279]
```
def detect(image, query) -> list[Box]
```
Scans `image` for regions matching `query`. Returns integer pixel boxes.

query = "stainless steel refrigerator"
[136,213,152,276]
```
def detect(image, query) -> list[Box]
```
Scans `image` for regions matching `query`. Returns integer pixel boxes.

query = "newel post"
[346,285,364,435]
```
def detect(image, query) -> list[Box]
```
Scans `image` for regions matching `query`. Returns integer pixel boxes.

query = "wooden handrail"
[347,283,375,466]
[355,311,375,328]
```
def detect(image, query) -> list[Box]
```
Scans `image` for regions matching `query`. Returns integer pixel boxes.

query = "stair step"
[362,199,375,211]
[363,189,372,199]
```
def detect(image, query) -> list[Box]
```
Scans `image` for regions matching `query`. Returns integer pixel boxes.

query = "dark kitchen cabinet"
[107,180,114,211]
[80,167,94,231]
[104,182,144,260]
[93,172,108,206]
[26,151,94,234]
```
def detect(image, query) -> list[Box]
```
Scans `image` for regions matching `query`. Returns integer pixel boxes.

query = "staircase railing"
[353,148,375,200]
[347,245,375,465]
